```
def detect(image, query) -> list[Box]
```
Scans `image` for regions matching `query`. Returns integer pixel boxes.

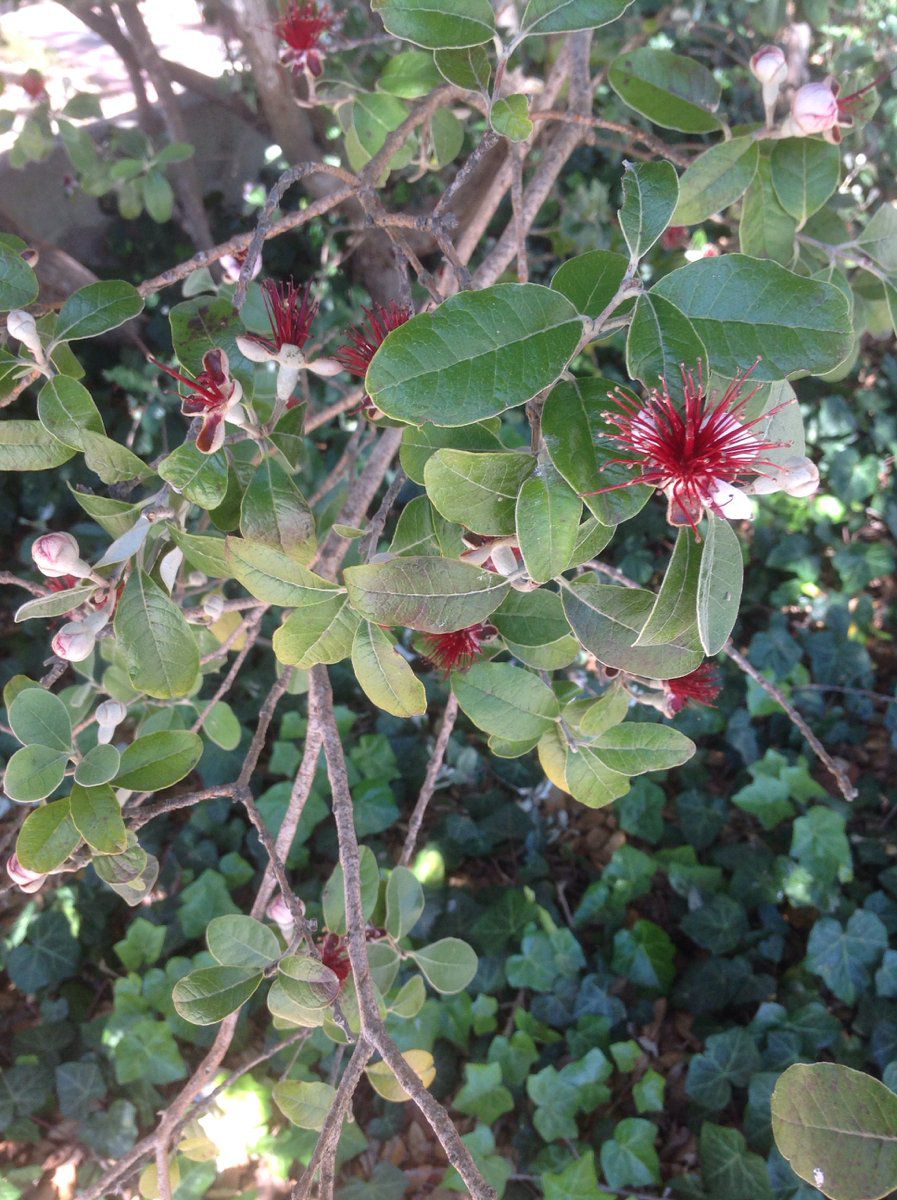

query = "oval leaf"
[619,160,680,261]
[344,556,509,634]
[74,743,122,787]
[386,866,425,940]
[113,571,200,699]
[171,966,263,1025]
[54,280,143,342]
[410,938,478,994]
[207,915,281,969]
[9,687,72,752]
[696,512,743,655]
[17,799,81,873]
[452,661,560,741]
[609,48,722,133]
[4,745,70,804]
[69,782,128,854]
[114,730,203,791]
[278,955,341,1009]
[273,1080,337,1131]
[351,621,427,718]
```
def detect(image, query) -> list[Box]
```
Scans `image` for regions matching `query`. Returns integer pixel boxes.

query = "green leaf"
[226,537,337,605]
[771,137,840,225]
[626,292,707,394]
[169,529,229,578]
[74,743,121,787]
[551,249,629,319]
[277,955,341,1008]
[206,915,281,969]
[576,682,630,736]
[491,94,533,141]
[562,577,703,678]
[609,48,722,133]
[366,1050,435,1102]
[54,280,143,342]
[429,108,464,167]
[453,1062,514,1123]
[17,799,81,872]
[601,1117,661,1189]
[240,459,316,565]
[323,846,380,935]
[4,744,69,803]
[113,571,200,699]
[158,444,228,509]
[542,377,651,525]
[273,1081,338,1131]
[37,376,105,450]
[169,296,256,385]
[69,486,142,538]
[855,202,897,274]
[366,283,583,426]
[69,782,128,853]
[5,909,80,992]
[544,1150,610,1200]
[563,742,631,808]
[697,512,743,654]
[619,159,680,261]
[672,137,759,225]
[700,1123,773,1200]
[80,431,150,485]
[521,0,634,34]
[385,866,425,939]
[350,93,412,172]
[344,556,509,633]
[272,593,359,668]
[434,46,491,91]
[515,463,582,583]
[410,937,478,994]
[379,49,443,98]
[492,587,580,670]
[400,420,504,484]
[0,421,75,471]
[371,0,494,49]
[772,1063,897,1200]
[14,584,97,623]
[142,169,174,223]
[805,911,888,1004]
[114,730,203,791]
[171,966,263,1025]
[351,621,427,718]
[9,687,72,751]
[201,701,241,751]
[635,528,701,646]
[739,157,798,264]
[591,723,695,775]
[0,243,39,309]
[651,253,852,380]
[452,661,559,740]
[425,449,535,535]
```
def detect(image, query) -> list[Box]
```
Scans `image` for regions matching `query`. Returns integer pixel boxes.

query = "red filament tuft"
[666,663,722,713]
[337,302,412,378]
[421,623,494,674]
[275,2,334,76]
[251,278,318,353]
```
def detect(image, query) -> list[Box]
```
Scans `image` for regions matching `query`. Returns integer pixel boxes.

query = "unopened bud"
[490,544,520,577]
[32,532,91,579]
[235,335,274,364]
[7,853,45,893]
[7,309,43,357]
[785,79,840,136]
[750,45,787,86]
[266,894,295,938]
[51,620,96,662]
[202,594,225,622]
[95,699,127,744]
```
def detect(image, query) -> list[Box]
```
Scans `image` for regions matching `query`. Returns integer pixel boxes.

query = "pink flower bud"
[51,620,96,662]
[202,594,225,622]
[7,309,42,357]
[32,532,90,579]
[95,699,127,743]
[7,853,45,893]
[750,45,787,86]
[267,894,294,935]
[788,80,840,134]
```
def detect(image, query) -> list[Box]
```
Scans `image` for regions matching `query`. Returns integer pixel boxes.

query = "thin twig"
[400,693,459,866]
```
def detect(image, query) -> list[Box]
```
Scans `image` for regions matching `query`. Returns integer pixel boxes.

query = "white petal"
[710,479,755,520]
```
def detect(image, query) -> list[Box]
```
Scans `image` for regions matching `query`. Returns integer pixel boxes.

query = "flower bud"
[489,544,520,577]
[750,45,787,86]
[31,532,91,579]
[787,79,840,135]
[267,894,294,938]
[202,594,225,622]
[96,699,127,744]
[52,620,96,662]
[7,309,43,357]
[7,853,45,893]
[306,356,343,378]
[780,455,820,498]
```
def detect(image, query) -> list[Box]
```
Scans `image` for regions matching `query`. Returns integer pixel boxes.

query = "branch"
[292,1038,372,1200]
[400,693,459,866]
[312,666,497,1200]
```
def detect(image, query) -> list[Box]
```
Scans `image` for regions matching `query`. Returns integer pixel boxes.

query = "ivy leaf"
[600,1117,661,1189]
[805,911,888,1004]
[544,1150,612,1200]
[686,1028,761,1109]
[453,1062,514,1124]
[700,1123,773,1200]
[619,160,680,261]
[772,1063,897,1200]
[366,283,584,426]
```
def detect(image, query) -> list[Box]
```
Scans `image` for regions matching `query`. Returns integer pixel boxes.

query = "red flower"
[421,623,495,674]
[661,226,689,251]
[275,1,334,77]
[666,663,722,713]
[592,361,787,535]
[319,933,350,983]
[150,347,243,454]
[20,69,48,102]
[337,302,412,378]
[249,278,317,355]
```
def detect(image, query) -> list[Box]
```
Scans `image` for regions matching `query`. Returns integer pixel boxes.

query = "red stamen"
[585,360,790,536]
[666,663,722,713]
[837,70,891,111]
[149,355,224,408]
[275,2,334,75]
[249,278,318,354]
[337,302,413,378]
[421,623,494,674]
